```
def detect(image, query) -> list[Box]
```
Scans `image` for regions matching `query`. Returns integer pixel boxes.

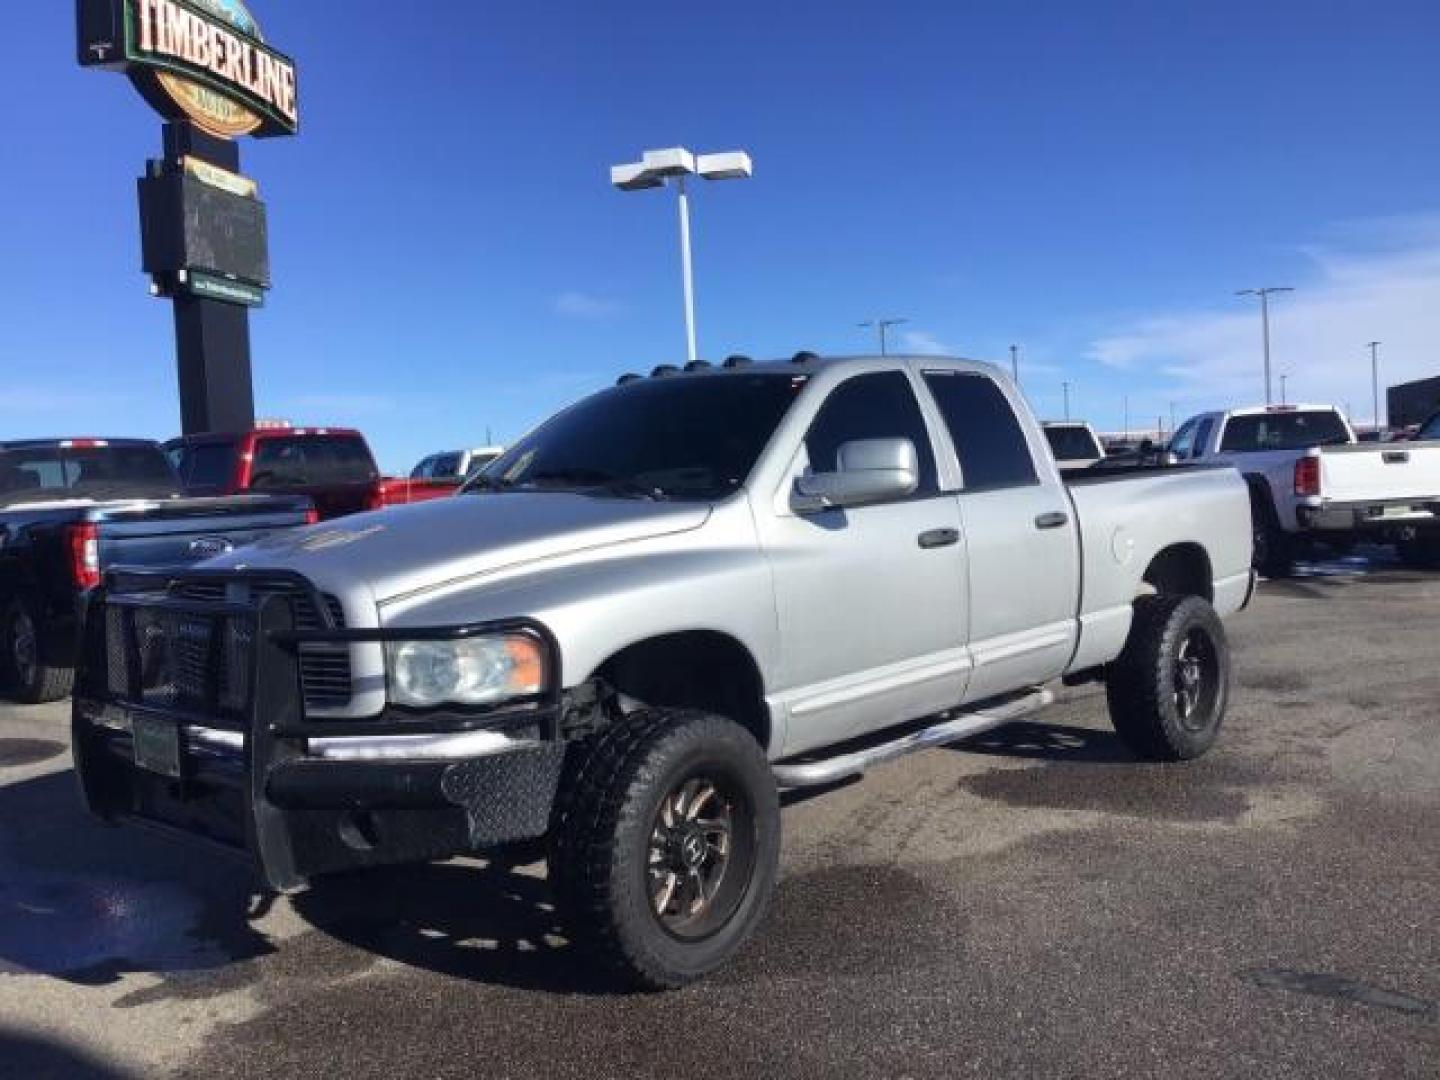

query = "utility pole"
[1367,341,1382,431]
[1009,344,1019,385]
[1279,374,1288,406]
[858,318,908,356]
[1236,286,1294,405]
[1062,381,1071,421]
[1123,395,1130,440]
[1169,401,1177,437]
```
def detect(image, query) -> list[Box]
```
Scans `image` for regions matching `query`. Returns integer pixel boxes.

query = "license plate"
[133,715,182,778]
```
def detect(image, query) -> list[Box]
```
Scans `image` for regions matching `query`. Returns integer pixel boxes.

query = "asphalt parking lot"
[1,555,1436,1079]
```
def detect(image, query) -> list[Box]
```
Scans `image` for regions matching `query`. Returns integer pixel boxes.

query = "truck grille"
[104,579,353,718]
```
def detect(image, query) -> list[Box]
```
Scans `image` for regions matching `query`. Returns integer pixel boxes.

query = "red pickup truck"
[164,425,453,520]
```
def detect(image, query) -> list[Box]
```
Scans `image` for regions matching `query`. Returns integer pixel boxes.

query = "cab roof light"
[791,350,820,364]
[651,364,680,378]
[255,418,293,429]
[616,373,643,385]
[683,360,712,372]
[59,439,109,449]
[722,355,753,368]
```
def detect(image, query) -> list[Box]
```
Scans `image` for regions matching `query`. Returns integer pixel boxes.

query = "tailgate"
[95,496,311,570]
[1318,441,1440,503]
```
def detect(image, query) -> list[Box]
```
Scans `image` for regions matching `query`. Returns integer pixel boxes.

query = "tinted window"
[178,443,237,490]
[805,372,938,496]
[924,373,1038,491]
[429,453,463,479]
[250,435,377,488]
[1043,425,1102,462]
[1169,419,1198,459]
[478,374,807,500]
[1219,411,1350,453]
[0,444,177,502]
[410,455,438,479]
[1417,413,1440,440]
[1192,418,1216,458]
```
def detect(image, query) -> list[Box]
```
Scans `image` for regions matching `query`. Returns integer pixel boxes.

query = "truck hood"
[204,492,712,602]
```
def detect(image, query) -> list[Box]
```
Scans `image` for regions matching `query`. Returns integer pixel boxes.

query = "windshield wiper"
[525,468,668,501]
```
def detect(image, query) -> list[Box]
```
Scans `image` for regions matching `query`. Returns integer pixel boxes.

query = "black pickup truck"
[0,438,314,703]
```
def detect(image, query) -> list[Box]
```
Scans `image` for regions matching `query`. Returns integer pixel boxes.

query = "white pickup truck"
[1170,404,1440,574]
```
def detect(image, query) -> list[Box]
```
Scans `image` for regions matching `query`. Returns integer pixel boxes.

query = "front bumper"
[71,571,570,890]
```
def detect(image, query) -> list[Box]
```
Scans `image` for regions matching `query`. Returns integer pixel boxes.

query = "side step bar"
[772,687,1054,789]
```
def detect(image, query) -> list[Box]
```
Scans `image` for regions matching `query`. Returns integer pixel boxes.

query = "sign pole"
[161,122,257,435]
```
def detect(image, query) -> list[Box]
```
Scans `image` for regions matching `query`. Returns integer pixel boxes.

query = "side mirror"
[793,437,919,512]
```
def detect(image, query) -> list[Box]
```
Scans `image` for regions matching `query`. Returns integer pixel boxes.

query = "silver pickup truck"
[73,355,1253,988]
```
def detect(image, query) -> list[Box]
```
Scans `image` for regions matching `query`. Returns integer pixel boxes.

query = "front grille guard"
[75,567,563,740]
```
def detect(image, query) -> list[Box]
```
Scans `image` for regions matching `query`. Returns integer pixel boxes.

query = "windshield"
[1044,426,1102,461]
[1419,414,1440,441]
[0,443,179,503]
[1218,411,1351,453]
[469,373,809,500]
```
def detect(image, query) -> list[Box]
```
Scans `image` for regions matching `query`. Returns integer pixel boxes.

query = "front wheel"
[1105,594,1230,761]
[548,709,780,990]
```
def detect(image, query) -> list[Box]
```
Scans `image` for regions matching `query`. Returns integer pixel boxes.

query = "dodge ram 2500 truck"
[1,438,313,703]
[73,355,1254,988]
[1170,404,1440,575]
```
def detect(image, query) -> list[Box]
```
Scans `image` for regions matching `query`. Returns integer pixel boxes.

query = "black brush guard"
[71,569,569,890]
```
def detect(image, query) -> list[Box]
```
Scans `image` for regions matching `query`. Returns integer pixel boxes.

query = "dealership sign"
[77,0,299,138]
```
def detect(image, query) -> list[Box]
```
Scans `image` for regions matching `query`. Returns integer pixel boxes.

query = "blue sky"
[5,1,1440,469]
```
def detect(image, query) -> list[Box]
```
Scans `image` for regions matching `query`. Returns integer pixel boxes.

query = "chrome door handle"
[918,528,960,549]
[1034,511,1069,530]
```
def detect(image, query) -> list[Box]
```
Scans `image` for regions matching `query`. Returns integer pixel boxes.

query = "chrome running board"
[772,687,1054,788]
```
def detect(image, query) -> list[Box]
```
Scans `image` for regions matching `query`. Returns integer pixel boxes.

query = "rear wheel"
[0,595,74,704]
[548,709,780,989]
[1105,594,1230,761]
[1249,489,1294,579]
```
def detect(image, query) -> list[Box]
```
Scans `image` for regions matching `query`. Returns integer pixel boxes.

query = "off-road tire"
[1397,535,1440,570]
[0,595,74,704]
[1105,594,1230,761]
[547,708,780,990]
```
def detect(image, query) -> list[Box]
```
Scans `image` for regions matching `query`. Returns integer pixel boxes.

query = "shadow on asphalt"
[0,1028,134,1079]
[0,769,274,985]
[954,720,1137,764]
[292,860,625,995]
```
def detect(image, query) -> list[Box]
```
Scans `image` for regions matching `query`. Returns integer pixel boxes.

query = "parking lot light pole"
[1367,341,1382,431]
[1010,344,1019,384]
[1236,286,1293,405]
[1280,373,1289,406]
[611,148,753,365]
[858,317,907,356]
[1062,381,1071,420]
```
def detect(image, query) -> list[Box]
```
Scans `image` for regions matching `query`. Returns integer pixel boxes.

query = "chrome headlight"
[385,634,546,709]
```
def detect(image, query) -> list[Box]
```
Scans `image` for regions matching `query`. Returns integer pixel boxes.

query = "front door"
[759,371,969,756]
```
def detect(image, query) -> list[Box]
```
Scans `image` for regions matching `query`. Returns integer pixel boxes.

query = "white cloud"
[553,290,620,319]
[1087,213,1440,419]
[897,329,956,356]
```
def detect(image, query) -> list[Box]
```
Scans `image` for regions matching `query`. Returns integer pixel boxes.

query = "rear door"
[921,370,1080,701]
[759,370,968,755]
